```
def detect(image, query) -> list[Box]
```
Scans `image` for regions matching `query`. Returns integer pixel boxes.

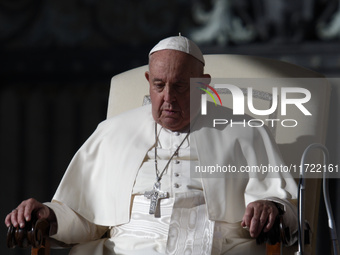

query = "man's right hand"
[5,198,56,228]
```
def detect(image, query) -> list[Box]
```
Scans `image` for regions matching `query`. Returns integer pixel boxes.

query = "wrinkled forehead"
[149,49,195,62]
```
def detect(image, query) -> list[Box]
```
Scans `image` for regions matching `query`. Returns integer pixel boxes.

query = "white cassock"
[45,104,298,255]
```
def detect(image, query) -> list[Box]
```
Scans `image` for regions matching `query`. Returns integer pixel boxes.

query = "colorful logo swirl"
[197,82,222,106]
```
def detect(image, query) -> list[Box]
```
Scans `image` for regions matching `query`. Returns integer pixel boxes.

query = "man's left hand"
[241,200,279,238]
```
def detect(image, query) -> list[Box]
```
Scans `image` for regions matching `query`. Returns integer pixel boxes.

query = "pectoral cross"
[144,181,169,218]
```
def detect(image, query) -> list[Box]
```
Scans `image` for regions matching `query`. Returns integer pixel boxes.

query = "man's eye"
[154,84,164,90]
[176,84,188,92]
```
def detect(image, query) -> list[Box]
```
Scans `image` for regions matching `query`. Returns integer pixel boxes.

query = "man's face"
[145,50,208,131]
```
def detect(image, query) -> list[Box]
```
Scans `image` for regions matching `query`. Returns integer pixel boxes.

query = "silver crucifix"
[144,181,169,218]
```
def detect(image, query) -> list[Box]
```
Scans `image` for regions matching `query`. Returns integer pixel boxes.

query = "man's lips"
[162,109,180,115]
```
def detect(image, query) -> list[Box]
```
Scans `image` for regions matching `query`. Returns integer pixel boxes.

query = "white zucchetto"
[149,35,205,66]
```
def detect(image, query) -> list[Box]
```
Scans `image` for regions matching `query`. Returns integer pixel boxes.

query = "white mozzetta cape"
[53,104,297,228]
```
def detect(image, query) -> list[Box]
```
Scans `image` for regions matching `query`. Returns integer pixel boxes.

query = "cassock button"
[174,132,180,136]
[174,183,180,188]
[174,173,179,177]
[174,160,180,164]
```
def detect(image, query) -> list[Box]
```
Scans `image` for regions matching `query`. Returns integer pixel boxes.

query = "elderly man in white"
[5,36,298,255]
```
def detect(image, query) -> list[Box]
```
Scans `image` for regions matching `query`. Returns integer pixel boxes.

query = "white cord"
[297,143,339,255]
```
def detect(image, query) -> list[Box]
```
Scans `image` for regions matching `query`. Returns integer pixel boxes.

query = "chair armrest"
[7,216,73,255]
[256,215,289,246]
[7,217,50,249]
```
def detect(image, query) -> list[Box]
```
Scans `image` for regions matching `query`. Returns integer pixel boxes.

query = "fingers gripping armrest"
[7,215,51,250]
[259,197,298,246]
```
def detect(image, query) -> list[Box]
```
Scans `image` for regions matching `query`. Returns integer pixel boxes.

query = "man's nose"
[164,86,176,102]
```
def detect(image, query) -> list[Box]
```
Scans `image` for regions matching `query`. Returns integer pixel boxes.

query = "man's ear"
[202,73,211,84]
[145,71,150,82]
